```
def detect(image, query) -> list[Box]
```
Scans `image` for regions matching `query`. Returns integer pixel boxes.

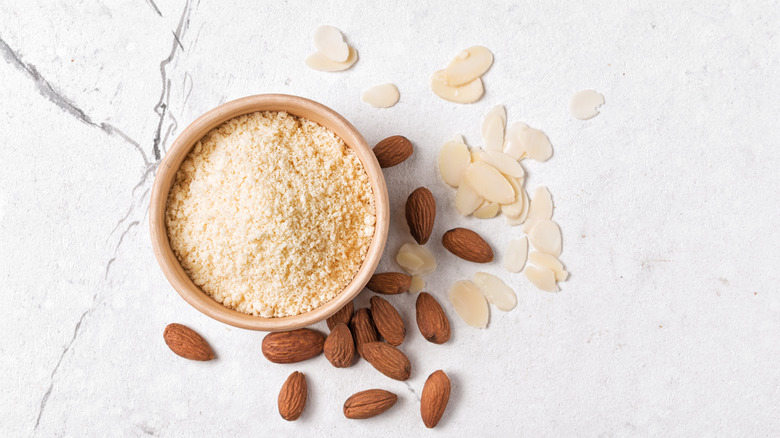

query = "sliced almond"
[525,266,559,292]
[527,219,562,256]
[516,125,553,162]
[500,177,525,219]
[396,243,437,276]
[472,272,517,311]
[473,201,499,219]
[312,25,349,62]
[305,46,358,72]
[521,218,538,234]
[504,237,528,273]
[454,179,484,216]
[452,133,465,143]
[504,122,529,160]
[430,70,484,104]
[528,252,568,281]
[481,150,524,178]
[506,214,525,227]
[481,105,506,151]
[465,162,515,204]
[409,275,425,294]
[448,280,489,328]
[569,89,605,120]
[526,186,553,220]
[361,83,400,108]
[444,46,494,86]
[438,138,471,187]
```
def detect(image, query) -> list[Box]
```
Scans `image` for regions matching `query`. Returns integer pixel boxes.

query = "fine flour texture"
[166,111,375,317]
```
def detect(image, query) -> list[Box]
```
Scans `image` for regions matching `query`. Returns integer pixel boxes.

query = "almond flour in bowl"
[165,111,376,318]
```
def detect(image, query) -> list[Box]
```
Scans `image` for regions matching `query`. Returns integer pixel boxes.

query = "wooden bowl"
[149,94,389,331]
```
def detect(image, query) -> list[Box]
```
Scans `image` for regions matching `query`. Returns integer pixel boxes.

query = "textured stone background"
[1,0,779,436]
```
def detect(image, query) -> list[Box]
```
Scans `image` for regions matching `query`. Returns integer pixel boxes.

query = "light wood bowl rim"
[149,94,389,331]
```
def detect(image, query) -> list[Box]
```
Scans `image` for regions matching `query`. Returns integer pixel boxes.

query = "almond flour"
[166,111,375,317]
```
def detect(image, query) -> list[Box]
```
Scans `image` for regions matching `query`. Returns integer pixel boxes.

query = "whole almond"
[370,296,406,346]
[278,371,307,421]
[327,300,354,330]
[163,323,214,361]
[343,389,398,419]
[441,227,494,263]
[361,342,411,381]
[323,323,355,368]
[415,292,451,344]
[373,135,413,168]
[421,370,451,428]
[350,308,379,358]
[262,329,324,364]
[366,272,412,295]
[405,187,436,245]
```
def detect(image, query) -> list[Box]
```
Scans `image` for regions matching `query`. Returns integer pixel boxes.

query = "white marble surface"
[2,1,779,436]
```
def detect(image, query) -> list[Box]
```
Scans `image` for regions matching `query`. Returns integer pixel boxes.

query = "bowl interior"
[149,94,389,331]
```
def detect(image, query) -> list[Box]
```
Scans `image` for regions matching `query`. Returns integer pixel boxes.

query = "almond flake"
[528,252,568,281]
[518,125,553,162]
[465,162,515,204]
[312,25,349,62]
[526,186,553,220]
[305,46,358,72]
[500,177,527,219]
[430,70,484,104]
[504,122,529,160]
[448,280,489,328]
[397,243,437,276]
[444,46,494,86]
[525,266,559,292]
[481,150,524,178]
[504,237,528,273]
[527,219,562,256]
[454,179,484,216]
[481,105,506,151]
[361,83,400,108]
[569,89,605,120]
[409,275,425,293]
[438,138,471,187]
[473,201,499,219]
[473,272,517,311]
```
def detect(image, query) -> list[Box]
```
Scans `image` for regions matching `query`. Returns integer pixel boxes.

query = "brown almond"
[415,292,451,344]
[327,300,354,330]
[343,389,398,419]
[163,323,214,361]
[441,227,494,263]
[262,329,324,364]
[323,323,355,368]
[366,272,412,295]
[373,135,413,168]
[370,296,406,346]
[278,371,307,421]
[421,370,451,428]
[361,342,411,381]
[350,308,379,358]
[405,187,436,245]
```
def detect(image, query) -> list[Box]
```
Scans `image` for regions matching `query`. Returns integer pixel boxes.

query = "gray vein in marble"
[152,0,194,160]
[145,0,162,17]
[0,36,149,167]
[105,220,140,279]
[33,292,99,434]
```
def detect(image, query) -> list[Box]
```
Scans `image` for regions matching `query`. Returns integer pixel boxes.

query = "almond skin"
[327,300,354,331]
[350,308,379,359]
[441,227,494,263]
[361,342,411,381]
[366,272,412,295]
[421,370,451,428]
[370,296,406,346]
[163,323,214,361]
[343,389,398,419]
[278,371,307,421]
[415,292,451,344]
[373,135,413,168]
[323,323,355,368]
[405,187,436,245]
[262,329,324,364]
